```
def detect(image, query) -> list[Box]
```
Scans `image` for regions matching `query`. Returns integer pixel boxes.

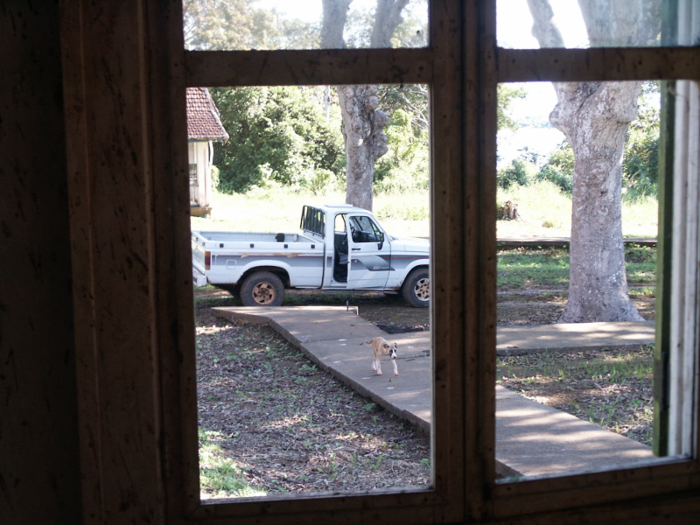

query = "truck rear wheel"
[402,268,430,308]
[240,271,284,307]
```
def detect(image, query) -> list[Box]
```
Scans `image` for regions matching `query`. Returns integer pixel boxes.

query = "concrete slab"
[213,306,433,431]
[302,338,432,431]
[497,321,655,355]
[211,306,656,479]
[213,305,384,345]
[496,386,653,478]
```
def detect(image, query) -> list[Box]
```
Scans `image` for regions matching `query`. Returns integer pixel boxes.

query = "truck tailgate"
[193,265,207,287]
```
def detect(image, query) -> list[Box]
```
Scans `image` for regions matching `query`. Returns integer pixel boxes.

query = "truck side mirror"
[378,232,384,250]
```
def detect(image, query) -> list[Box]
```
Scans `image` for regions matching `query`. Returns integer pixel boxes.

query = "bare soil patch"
[196,299,430,498]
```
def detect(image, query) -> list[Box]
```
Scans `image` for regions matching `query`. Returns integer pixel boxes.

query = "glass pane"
[498,0,689,49]
[494,81,680,481]
[187,85,432,499]
[184,0,428,51]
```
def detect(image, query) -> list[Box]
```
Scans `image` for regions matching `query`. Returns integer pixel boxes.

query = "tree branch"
[526,0,565,48]
[321,0,353,48]
[371,0,410,48]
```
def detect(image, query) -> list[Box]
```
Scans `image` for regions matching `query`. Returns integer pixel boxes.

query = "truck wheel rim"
[414,278,430,301]
[252,282,276,305]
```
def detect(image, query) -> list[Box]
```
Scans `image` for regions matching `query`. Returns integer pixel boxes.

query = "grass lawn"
[192,182,658,241]
[497,244,657,290]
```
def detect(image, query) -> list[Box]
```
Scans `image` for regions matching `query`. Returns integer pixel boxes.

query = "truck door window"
[349,216,382,243]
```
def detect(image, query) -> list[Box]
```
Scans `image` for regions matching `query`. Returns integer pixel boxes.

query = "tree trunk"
[337,85,389,210]
[321,0,408,210]
[320,0,352,49]
[527,0,654,322]
[553,81,644,322]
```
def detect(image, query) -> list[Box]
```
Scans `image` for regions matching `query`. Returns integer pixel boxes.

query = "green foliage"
[183,0,320,50]
[623,82,660,201]
[378,84,428,134]
[498,158,538,189]
[497,84,527,132]
[537,141,574,194]
[184,0,274,50]
[211,86,345,194]
[499,83,658,203]
[374,108,429,192]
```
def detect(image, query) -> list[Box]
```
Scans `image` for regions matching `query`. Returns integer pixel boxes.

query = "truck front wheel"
[402,268,430,308]
[240,271,285,307]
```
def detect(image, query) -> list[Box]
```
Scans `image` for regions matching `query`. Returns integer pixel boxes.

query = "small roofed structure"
[186,87,229,216]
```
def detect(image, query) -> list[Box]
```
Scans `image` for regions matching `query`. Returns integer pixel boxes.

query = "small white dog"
[367,336,398,376]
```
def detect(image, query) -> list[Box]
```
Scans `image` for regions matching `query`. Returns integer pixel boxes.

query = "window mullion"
[497,47,700,83]
[184,48,433,87]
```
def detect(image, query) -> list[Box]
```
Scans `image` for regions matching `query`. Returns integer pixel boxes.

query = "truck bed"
[194,231,317,246]
[192,230,326,289]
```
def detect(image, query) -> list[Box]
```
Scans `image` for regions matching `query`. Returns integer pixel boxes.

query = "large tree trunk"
[337,85,389,210]
[553,81,644,322]
[527,0,657,322]
[321,0,408,210]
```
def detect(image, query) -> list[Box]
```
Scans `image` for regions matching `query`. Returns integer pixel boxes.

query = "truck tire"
[402,268,430,308]
[240,271,285,307]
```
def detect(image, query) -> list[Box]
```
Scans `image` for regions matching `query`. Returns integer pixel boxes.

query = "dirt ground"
[196,302,431,499]
[195,285,655,499]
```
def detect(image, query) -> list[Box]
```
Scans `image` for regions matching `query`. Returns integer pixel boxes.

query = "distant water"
[498,126,566,168]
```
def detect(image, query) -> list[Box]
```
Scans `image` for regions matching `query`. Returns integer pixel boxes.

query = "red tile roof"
[186,87,229,141]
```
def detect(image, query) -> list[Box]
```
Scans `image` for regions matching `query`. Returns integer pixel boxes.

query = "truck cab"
[193,204,430,307]
[300,204,429,306]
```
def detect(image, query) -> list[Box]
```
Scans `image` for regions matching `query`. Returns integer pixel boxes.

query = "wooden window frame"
[176,2,470,522]
[61,0,700,523]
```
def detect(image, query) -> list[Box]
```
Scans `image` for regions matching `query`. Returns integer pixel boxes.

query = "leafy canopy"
[211,87,345,194]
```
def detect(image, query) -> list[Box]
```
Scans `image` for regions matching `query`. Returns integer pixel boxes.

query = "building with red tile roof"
[186,87,228,216]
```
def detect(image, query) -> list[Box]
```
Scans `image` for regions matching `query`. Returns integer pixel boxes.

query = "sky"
[496,0,589,166]
[254,0,587,163]
[497,0,588,49]
[252,1,598,166]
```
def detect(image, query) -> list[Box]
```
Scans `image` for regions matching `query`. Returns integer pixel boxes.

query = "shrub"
[498,159,537,189]
[536,142,574,194]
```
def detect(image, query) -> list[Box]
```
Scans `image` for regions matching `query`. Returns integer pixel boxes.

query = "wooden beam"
[61,1,168,522]
[497,47,700,83]
[185,48,434,87]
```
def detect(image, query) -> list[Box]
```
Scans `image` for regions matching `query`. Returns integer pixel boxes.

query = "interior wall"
[0,2,82,524]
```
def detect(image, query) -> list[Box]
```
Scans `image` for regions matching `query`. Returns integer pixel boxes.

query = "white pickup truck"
[192,204,430,307]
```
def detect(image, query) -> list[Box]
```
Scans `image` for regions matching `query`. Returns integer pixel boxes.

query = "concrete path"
[497,321,655,355]
[212,305,656,479]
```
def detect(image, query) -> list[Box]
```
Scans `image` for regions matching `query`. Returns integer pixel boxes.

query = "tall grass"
[497,181,658,238]
[191,188,430,238]
[620,197,658,238]
[498,181,572,237]
[191,182,657,240]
